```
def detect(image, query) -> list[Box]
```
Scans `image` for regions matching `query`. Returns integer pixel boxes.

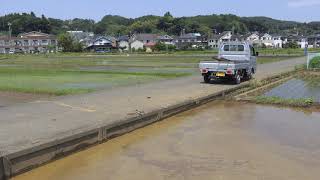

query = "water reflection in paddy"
[264,78,320,102]
[13,101,320,180]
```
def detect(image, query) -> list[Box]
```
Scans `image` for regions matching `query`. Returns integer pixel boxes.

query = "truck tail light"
[201,69,208,73]
[226,68,233,75]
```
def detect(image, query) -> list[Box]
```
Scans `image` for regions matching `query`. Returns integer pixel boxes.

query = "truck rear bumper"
[202,71,234,79]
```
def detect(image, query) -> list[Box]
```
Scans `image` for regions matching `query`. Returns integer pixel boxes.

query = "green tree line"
[1,12,320,37]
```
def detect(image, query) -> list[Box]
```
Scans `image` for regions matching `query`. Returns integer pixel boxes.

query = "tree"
[58,33,83,52]
[157,12,174,32]
[284,42,299,49]
[58,33,74,52]
[1,12,320,37]
[153,42,166,51]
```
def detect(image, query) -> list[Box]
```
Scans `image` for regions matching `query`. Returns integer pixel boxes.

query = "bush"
[58,33,83,52]
[283,42,299,49]
[153,42,166,51]
[309,56,320,68]
[152,42,176,52]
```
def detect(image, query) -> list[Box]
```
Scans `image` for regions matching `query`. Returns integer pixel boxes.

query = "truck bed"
[199,57,250,72]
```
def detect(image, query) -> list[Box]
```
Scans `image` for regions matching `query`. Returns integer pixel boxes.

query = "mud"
[12,101,320,180]
[0,92,52,108]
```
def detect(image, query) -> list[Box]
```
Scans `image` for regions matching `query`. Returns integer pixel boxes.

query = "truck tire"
[234,74,241,84]
[203,75,210,83]
[245,71,252,80]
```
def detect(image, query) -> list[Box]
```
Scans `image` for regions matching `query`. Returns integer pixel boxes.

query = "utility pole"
[165,43,168,54]
[8,22,12,38]
[8,22,12,49]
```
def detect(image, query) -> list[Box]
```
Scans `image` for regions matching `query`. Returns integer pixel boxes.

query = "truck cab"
[199,42,257,84]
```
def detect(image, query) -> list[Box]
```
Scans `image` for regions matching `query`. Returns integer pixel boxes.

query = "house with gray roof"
[207,31,232,48]
[0,31,57,54]
[117,35,130,51]
[175,30,204,49]
[86,36,114,52]
[157,35,174,45]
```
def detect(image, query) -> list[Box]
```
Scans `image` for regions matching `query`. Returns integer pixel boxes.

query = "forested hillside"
[0,12,319,36]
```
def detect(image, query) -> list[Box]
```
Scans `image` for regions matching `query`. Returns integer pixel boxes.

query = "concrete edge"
[0,82,250,179]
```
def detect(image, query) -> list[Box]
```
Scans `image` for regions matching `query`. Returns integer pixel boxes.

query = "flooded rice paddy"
[13,101,320,180]
[264,78,320,103]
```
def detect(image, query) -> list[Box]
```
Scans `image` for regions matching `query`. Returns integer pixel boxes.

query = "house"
[86,36,114,52]
[308,35,320,48]
[130,40,144,51]
[129,33,176,51]
[0,31,57,54]
[208,31,232,48]
[298,37,308,48]
[144,42,156,52]
[129,33,158,51]
[283,35,308,48]
[117,35,130,51]
[272,35,283,48]
[260,33,273,47]
[230,34,242,42]
[175,30,203,49]
[134,34,158,44]
[157,35,174,45]
[242,32,260,45]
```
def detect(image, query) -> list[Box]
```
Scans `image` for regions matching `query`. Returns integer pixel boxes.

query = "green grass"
[257,57,292,64]
[0,68,190,95]
[255,96,314,107]
[256,48,318,56]
[0,54,299,95]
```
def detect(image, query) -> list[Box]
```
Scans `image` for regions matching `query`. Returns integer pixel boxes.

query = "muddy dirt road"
[13,101,320,180]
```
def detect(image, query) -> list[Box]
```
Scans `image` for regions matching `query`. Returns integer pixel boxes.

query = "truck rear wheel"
[234,74,241,84]
[203,74,210,83]
[245,71,252,80]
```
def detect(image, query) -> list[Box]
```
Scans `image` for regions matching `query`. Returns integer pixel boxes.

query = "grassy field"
[0,54,298,95]
[256,48,319,56]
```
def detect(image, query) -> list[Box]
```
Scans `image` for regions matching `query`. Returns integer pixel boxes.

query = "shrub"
[309,56,320,69]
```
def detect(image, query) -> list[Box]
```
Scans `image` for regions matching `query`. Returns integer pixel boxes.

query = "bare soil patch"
[0,92,52,108]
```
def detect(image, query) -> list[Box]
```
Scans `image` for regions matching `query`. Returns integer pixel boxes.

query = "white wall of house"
[221,32,232,42]
[260,33,273,47]
[261,33,272,41]
[272,36,283,48]
[208,31,232,48]
[298,39,308,48]
[131,40,144,50]
[246,34,260,45]
[247,34,260,42]
[119,41,129,51]
[208,39,219,48]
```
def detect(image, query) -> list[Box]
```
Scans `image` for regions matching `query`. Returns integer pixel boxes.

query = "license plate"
[216,72,225,77]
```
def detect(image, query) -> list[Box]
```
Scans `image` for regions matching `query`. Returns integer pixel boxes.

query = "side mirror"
[256,52,259,56]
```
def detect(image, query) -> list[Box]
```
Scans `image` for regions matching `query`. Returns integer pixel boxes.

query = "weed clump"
[255,96,314,107]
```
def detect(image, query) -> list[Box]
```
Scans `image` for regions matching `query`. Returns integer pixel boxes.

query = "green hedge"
[309,56,320,68]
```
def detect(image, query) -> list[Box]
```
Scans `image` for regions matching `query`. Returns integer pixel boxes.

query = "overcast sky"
[0,0,319,22]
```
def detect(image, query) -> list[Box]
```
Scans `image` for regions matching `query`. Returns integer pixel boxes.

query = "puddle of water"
[13,101,320,180]
[264,78,320,102]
